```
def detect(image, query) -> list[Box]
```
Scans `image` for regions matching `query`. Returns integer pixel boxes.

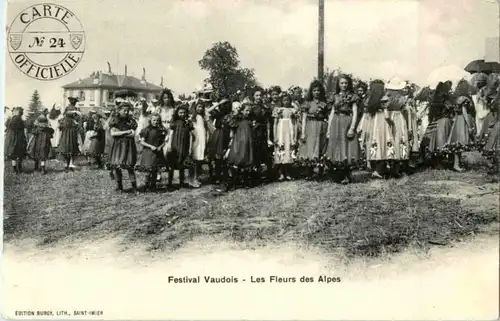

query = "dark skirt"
[108,137,137,169]
[483,119,500,160]
[28,133,53,161]
[58,127,80,157]
[324,114,360,168]
[167,126,191,169]
[208,127,230,160]
[443,114,474,153]
[104,131,113,156]
[227,119,254,167]
[298,119,327,166]
[4,129,27,160]
[138,148,166,172]
[252,123,271,165]
[420,117,452,155]
[87,138,105,157]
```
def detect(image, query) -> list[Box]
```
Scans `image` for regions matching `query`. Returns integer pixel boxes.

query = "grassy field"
[3,152,499,258]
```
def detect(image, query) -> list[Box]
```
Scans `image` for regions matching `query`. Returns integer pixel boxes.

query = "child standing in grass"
[85,113,106,169]
[226,100,254,189]
[167,105,193,190]
[189,102,209,188]
[207,99,232,189]
[108,103,138,193]
[58,101,81,172]
[28,114,54,174]
[138,114,167,191]
[272,93,298,180]
[4,107,27,174]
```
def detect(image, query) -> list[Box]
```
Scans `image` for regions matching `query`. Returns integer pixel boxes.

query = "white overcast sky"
[4,0,499,107]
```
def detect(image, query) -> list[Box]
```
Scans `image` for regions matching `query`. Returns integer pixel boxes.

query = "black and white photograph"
[1,0,499,319]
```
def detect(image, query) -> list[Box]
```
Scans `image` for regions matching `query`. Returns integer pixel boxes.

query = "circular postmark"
[7,3,85,81]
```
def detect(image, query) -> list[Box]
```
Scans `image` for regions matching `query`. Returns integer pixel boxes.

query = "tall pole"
[318,0,325,82]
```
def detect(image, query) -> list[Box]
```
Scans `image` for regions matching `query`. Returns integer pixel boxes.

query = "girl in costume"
[226,100,254,188]
[379,77,411,177]
[28,114,54,174]
[324,74,360,184]
[207,98,232,189]
[138,114,168,191]
[85,113,106,169]
[272,93,299,180]
[4,107,27,173]
[249,86,274,184]
[108,103,139,193]
[298,80,329,180]
[360,80,388,178]
[57,97,81,171]
[190,102,209,188]
[166,105,193,189]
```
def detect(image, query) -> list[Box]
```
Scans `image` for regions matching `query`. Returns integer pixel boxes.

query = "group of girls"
[4,73,499,193]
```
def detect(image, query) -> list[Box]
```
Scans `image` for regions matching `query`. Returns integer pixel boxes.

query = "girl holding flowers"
[324,74,360,184]
[272,93,299,180]
[298,80,329,180]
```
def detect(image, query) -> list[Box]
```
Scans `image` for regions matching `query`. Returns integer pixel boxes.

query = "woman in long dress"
[324,74,360,184]
[298,80,329,180]
[379,77,411,177]
[356,82,372,170]
[480,85,500,174]
[360,80,387,178]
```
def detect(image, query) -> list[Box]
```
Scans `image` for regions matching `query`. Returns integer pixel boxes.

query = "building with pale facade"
[61,66,163,112]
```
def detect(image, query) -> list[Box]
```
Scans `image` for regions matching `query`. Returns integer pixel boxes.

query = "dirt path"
[2,233,499,320]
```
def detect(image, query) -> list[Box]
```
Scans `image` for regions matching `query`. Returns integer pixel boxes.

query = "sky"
[3,0,499,108]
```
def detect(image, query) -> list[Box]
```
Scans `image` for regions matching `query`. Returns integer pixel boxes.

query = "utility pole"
[318,0,325,82]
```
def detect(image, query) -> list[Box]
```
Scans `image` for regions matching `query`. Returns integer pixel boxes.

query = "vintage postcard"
[1,0,499,319]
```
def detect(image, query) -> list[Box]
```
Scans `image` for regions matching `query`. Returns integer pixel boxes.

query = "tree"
[199,41,257,99]
[28,90,42,116]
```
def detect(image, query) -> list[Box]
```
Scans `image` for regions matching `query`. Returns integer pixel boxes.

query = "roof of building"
[62,72,163,92]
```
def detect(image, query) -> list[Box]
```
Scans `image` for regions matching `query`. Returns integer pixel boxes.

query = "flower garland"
[301,102,329,120]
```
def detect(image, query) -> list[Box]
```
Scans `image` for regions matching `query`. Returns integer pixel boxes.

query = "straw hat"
[386,77,407,91]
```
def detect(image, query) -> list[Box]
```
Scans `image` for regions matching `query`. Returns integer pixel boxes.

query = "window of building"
[79,90,85,101]
[89,90,95,102]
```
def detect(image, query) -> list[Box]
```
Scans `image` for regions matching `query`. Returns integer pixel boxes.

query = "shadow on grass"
[3,155,499,258]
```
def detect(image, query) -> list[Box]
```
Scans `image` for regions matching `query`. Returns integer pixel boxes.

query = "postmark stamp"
[7,3,85,81]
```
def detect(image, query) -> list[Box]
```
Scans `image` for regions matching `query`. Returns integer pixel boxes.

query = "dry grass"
[3,153,499,258]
